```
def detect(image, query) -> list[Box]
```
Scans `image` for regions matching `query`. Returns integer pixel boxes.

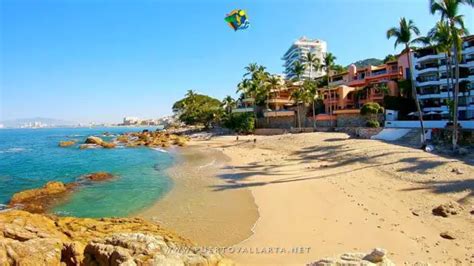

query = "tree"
[292,61,306,81]
[291,88,306,130]
[430,0,473,151]
[427,21,454,102]
[173,93,223,128]
[303,80,318,129]
[265,75,283,119]
[303,52,320,80]
[361,102,384,128]
[222,95,236,114]
[323,53,336,115]
[383,54,397,63]
[387,17,426,147]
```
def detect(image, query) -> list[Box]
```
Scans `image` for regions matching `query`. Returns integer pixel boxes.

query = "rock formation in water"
[0,210,233,265]
[8,181,76,213]
[59,140,76,147]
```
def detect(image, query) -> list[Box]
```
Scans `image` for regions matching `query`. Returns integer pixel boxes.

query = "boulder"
[432,202,463,217]
[80,144,100,149]
[58,140,76,147]
[440,231,456,240]
[85,136,104,145]
[308,248,394,266]
[100,142,116,149]
[9,181,74,213]
[82,172,115,182]
[0,210,231,265]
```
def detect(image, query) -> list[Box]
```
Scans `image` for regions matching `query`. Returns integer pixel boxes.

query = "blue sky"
[1,0,472,123]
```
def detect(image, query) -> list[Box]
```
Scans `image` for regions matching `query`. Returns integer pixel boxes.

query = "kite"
[225,9,250,31]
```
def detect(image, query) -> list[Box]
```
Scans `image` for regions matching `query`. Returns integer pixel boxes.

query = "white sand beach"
[172,132,473,265]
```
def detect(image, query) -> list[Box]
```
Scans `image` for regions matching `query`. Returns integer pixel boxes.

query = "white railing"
[385,120,474,129]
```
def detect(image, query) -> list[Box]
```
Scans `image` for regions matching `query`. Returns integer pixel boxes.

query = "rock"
[8,181,75,213]
[451,168,464,175]
[432,202,463,217]
[363,248,386,263]
[116,135,129,143]
[85,136,104,145]
[440,231,456,240]
[58,140,76,147]
[100,142,116,149]
[0,210,231,265]
[80,144,100,149]
[308,248,393,266]
[82,172,115,182]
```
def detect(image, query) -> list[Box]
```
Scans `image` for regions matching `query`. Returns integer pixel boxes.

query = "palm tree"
[265,75,283,118]
[303,80,319,129]
[430,0,473,151]
[323,53,336,115]
[387,17,426,147]
[222,95,236,114]
[427,21,454,102]
[303,52,321,80]
[291,88,306,130]
[292,61,306,81]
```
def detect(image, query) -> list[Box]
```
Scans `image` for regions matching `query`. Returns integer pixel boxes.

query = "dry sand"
[142,132,474,265]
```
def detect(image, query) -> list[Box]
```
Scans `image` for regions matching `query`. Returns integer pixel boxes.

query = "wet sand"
[138,145,259,246]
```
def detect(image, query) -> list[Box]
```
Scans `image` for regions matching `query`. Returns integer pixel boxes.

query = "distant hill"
[0,117,76,128]
[347,58,383,69]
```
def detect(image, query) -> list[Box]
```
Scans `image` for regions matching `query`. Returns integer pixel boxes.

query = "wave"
[151,148,168,153]
[199,159,216,169]
[0,147,28,154]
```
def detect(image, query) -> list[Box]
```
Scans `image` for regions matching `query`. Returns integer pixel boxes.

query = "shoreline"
[138,144,259,247]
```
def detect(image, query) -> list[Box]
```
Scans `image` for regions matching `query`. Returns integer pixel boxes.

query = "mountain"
[0,117,77,128]
[347,58,383,69]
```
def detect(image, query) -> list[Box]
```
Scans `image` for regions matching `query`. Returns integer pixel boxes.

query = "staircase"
[394,129,423,147]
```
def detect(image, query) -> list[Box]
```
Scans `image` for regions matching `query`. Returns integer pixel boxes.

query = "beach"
[143,132,473,265]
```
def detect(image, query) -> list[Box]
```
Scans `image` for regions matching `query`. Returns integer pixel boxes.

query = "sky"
[1,0,472,124]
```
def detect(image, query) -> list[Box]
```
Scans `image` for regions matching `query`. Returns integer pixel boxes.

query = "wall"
[256,116,295,128]
[337,113,383,127]
[335,127,383,139]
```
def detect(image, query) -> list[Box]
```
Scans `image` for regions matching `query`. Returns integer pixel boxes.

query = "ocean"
[0,127,174,218]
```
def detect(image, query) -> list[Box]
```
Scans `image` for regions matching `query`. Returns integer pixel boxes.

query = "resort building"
[282,37,327,80]
[412,35,474,121]
[319,52,410,116]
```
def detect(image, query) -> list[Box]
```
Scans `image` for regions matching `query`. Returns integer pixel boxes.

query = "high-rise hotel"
[282,37,327,80]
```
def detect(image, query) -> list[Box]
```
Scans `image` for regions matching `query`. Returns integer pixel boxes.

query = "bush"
[366,120,380,128]
[222,113,255,133]
[360,102,383,116]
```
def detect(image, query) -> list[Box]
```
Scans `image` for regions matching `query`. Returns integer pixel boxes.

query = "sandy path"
[198,133,473,265]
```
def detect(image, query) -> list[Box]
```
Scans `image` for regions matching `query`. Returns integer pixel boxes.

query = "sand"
[141,132,474,265]
[138,146,259,246]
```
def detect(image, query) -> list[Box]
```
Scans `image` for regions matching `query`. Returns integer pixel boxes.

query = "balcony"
[263,110,295,117]
[232,107,254,113]
[266,98,294,104]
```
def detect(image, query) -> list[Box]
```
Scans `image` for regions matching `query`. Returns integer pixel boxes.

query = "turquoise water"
[0,127,174,218]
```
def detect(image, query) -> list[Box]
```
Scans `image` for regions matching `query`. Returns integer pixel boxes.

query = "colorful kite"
[225,9,250,31]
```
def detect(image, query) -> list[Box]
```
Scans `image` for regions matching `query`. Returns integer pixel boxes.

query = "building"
[412,35,474,121]
[282,37,327,80]
[122,117,140,125]
[319,52,410,116]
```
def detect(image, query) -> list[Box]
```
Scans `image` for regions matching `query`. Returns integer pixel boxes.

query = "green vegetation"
[172,90,223,128]
[222,112,255,134]
[361,102,384,128]
[348,58,383,68]
[383,54,397,63]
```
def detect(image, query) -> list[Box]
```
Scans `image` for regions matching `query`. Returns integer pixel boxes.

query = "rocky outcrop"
[308,248,395,266]
[0,210,232,266]
[59,140,76,147]
[8,181,75,213]
[84,136,116,149]
[82,172,115,182]
[432,201,464,217]
[116,131,189,148]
